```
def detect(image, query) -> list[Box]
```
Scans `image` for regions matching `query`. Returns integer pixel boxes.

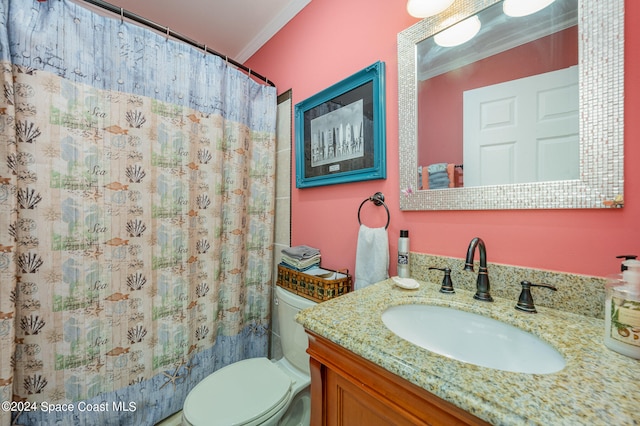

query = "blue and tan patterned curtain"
[0,1,277,424]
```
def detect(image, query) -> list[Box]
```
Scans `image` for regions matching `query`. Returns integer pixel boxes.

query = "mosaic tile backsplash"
[411,253,606,319]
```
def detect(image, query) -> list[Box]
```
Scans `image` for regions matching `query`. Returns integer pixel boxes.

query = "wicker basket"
[276,264,352,303]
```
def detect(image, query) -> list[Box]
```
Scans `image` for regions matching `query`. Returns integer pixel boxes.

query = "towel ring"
[357,192,390,230]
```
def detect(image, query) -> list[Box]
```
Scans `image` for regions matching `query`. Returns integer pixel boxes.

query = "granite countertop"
[296,279,640,425]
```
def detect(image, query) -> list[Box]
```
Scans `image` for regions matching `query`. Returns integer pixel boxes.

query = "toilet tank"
[276,286,316,375]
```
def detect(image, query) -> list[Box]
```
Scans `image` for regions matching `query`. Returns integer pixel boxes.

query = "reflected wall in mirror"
[398,0,624,210]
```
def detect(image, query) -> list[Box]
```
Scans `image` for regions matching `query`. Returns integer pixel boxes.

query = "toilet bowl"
[182,286,315,426]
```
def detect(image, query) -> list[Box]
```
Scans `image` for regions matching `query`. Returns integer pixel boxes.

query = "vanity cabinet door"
[306,330,489,426]
[325,367,417,426]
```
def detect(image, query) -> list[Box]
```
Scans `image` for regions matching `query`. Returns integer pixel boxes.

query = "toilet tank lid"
[276,285,316,309]
[183,357,292,426]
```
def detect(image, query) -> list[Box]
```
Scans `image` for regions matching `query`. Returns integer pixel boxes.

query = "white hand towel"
[355,224,389,290]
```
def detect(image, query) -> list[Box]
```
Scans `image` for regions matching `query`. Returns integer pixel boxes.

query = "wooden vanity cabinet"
[305,330,489,426]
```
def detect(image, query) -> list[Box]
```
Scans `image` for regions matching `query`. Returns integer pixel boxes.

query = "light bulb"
[434,15,481,47]
[503,0,556,17]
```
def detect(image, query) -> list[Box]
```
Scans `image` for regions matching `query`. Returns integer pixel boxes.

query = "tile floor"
[156,410,182,425]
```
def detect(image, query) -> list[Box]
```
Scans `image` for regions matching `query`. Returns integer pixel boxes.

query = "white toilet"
[182,286,316,426]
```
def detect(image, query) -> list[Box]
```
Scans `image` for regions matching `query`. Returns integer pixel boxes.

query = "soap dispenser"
[604,255,640,359]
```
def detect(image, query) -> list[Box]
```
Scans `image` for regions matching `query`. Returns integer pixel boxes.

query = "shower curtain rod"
[79,0,275,87]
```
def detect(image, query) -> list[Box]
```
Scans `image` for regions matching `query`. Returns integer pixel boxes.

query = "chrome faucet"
[464,237,493,302]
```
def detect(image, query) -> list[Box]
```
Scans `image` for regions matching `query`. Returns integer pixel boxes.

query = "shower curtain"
[0,1,277,424]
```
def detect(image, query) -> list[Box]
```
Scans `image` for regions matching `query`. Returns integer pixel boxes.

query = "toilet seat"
[182,357,292,426]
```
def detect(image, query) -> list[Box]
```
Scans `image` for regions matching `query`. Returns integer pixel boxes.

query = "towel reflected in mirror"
[419,163,463,190]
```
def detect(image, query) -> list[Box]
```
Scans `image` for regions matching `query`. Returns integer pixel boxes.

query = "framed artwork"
[295,61,386,188]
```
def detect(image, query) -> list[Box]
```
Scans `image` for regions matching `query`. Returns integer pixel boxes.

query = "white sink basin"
[382,304,565,374]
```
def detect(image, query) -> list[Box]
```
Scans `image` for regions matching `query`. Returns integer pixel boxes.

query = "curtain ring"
[203,45,207,56]
[120,8,124,24]
[166,27,170,41]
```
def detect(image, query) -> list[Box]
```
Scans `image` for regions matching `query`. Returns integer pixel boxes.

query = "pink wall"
[246,0,639,279]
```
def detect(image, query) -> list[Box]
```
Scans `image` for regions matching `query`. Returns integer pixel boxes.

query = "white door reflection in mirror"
[463,65,578,187]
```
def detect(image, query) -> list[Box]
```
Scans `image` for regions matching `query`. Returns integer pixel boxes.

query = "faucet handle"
[515,281,557,314]
[429,267,454,294]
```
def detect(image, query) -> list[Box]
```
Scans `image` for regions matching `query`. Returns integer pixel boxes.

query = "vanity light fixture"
[406,0,455,18]
[434,15,481,47]
[503,0,556,17]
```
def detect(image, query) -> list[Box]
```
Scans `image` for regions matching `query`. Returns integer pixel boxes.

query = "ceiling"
[84,0,311,63]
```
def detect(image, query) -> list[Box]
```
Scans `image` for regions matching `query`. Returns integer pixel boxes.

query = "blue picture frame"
[295,61,386,188]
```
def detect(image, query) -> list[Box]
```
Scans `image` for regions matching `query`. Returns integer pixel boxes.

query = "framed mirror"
[398,0,624,210]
